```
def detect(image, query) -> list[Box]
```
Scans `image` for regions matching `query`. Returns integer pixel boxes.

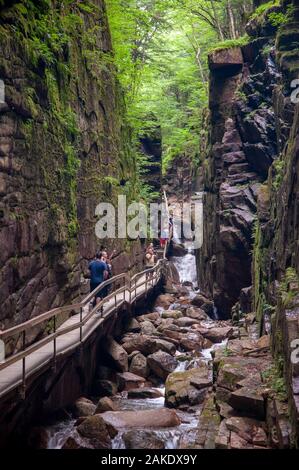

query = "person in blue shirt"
[89,252,108,305]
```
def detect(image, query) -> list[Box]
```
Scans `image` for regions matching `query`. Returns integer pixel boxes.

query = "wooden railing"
[0,192,172,398]
[0,258,166,398]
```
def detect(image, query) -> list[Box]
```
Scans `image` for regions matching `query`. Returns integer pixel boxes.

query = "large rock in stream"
[129,352,149,378]
[102,337,128,372]
[101,409,181,429]
[147,350,178,380]
[77,415,117,449]
[122,334,175,356]
[123,430,165,449]
[165,367,212,408]
[73,397,96,417]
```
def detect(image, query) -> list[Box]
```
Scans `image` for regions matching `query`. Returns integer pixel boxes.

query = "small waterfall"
[171,219,198,289]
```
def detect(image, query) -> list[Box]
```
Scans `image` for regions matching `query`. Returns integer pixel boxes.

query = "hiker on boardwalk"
[145,246,156,270]
[88,252,108,305]
[159,226,169,249]
[100,249,117,298]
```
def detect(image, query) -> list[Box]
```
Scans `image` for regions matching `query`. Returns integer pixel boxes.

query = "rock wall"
[198,0,299,443]
[139,120,162,198]
[163,154,194,203]
[252,0,299,445]
[198,7,286,317]
[0,0,143,331]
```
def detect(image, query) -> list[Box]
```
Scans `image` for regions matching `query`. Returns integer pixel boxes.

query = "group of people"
[89,217,174,306]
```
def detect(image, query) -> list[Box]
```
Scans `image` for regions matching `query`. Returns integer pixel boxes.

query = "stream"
[45,237,226,449]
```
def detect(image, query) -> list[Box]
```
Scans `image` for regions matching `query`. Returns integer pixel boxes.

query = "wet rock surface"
[42,270,291,450]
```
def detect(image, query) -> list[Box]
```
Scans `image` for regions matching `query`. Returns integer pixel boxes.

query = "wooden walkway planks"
[0,270,162,400]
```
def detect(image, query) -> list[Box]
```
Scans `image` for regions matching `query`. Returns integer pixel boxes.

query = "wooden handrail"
[0,191,171,396]
[0,259,165,372]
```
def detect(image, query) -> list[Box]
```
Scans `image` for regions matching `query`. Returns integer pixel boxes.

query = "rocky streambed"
[26,274,291,450]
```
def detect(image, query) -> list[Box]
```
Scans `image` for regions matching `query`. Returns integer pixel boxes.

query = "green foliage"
[272,157,285,190]
[278,267,299,308]
[262,361,288,402]
[250,0,280,19]
[268,11,287,27]
[209,34,250,53]
[106,0,216,176]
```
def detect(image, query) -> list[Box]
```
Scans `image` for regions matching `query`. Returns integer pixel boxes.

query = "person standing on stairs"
[145,246,156,270]
[88,252,108,306]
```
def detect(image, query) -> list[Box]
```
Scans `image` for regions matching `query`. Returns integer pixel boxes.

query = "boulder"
[165,367,211,408]
[62,435,92,450]
[121,335,159,356]
[225,417,267,446]
[229,386,265,419]
[101,408,181,429]
[203,326,234,343]
[129,352,149,378]
[180,332,204,351]
[185,307,208,320]
[127,388,164,399]
[154,338,176,355]
[126,318,141,333]
[191,294,210,308]
[95,397,116,414]
[140,321,157,335]
[102,337,128,373]
[77,415,117,449]
[160,328,183,342]
[73,397,96,418]
[123,430,165,449]
[161,310,183,319]
[154,294,175,310]
[230,432,251,449]
[116,372,146,392]
[147,350,178,380]
[174,317,201,328]
[137,312,161,323]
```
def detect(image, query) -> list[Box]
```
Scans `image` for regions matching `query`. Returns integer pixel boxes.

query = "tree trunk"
[227,0,237,39]
[209,0,225,41]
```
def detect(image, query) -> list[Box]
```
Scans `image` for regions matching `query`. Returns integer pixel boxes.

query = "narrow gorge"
[0,0,299,454]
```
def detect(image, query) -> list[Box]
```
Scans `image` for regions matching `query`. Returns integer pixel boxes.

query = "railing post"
[129,276,132,304]
[80,307,83,343]
[145,271,148,295]
[53,315,57,371]
[21,330,26,399]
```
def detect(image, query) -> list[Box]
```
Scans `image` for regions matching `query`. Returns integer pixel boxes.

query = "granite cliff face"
[199,0,299,443]
[197,1,294,317]
[198,44,277,317]
[253,0,299,445]
[0,0,143,331]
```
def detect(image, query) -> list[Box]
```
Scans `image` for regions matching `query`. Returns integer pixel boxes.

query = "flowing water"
[46,233,225,449]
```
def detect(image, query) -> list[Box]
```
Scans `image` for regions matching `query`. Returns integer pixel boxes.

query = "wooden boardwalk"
[0,260,166,401]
